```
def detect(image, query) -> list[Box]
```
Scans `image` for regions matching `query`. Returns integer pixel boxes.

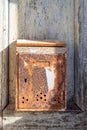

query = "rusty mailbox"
[16,40,67,111]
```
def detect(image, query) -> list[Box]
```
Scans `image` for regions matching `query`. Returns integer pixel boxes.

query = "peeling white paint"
[24,61,28,67]
[45,66,55,90]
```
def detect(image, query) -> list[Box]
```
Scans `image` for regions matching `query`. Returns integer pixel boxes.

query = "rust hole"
[37,99,39,101]
[26,99,28,101]
[24,78,27,82]
[40,97,42,99]
[22,97,24,99]
[22,101,24,103]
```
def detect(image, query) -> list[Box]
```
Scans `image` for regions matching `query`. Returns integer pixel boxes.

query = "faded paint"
[45,66,55,91]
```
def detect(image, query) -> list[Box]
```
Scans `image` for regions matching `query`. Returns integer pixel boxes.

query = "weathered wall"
[75,0,87,111]
[9,0,75,104]
[0,0,3,113]
[82,0,87,110]
[0,0,8,129]
[75,0,84,110]
[9,0,18,104]
[0,0,8,112]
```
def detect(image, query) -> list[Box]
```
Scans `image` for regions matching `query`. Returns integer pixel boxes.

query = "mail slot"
[16,40,67,111]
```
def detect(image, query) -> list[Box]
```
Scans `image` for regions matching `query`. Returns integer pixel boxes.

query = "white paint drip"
[45,66,55,90]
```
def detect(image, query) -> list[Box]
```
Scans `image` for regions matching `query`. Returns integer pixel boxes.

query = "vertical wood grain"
[82,0,87,110]
[75,0,87,110]
[74,0,84,110]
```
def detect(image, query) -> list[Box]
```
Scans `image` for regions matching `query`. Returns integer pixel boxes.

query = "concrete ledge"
[3,103,87,129]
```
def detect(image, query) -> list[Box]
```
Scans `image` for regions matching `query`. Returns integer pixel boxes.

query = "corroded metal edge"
[16,108,66,112]
[16,52,19,111]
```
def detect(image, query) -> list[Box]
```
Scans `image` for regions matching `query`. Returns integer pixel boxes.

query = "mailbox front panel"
[16,41,66,111]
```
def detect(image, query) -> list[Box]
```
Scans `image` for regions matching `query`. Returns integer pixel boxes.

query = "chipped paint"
[45,66,55,91]
[24,61,28,67]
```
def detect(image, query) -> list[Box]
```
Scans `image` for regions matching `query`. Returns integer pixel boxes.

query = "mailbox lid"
[16,39,66,47]
[16,40,67,55]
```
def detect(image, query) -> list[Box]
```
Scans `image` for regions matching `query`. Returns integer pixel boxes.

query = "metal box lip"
[16,39,66,47]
